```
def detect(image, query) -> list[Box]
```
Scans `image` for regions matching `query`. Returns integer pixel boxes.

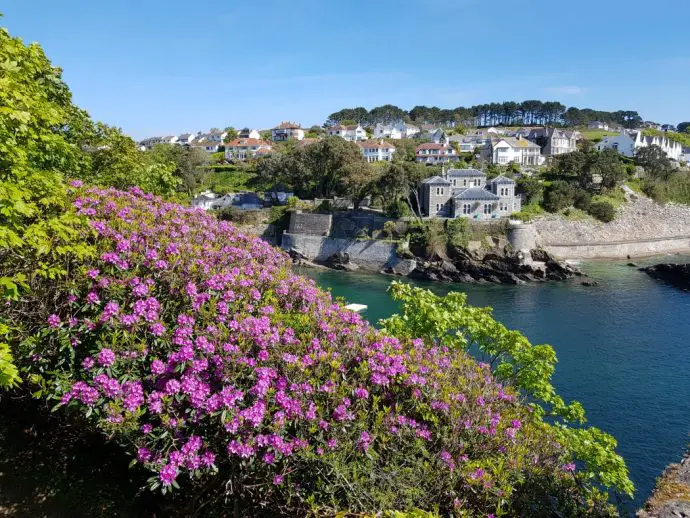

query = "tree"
[636,145,673,180]
[377,162,428,219]
[367,104,407,125]
[301,137,365,198]
[147,144,208,195]
[543,181,576,212]
[338,160,379,208]
[0,26,97,387]
[516,176,544,205]
[677,121,690,134]
[591,149,627,189]
[223,127,238,142]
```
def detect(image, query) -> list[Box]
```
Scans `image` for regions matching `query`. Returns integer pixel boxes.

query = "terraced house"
[419,169,521,220]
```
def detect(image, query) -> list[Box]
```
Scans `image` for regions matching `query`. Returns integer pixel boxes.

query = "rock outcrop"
[638,449,690,518]
[385,247,581,285]
[640,264,690,291]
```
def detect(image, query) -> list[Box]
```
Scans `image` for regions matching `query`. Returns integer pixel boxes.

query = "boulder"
[387,258,417,277]
[640,264,690,291]
[324,252,359,272]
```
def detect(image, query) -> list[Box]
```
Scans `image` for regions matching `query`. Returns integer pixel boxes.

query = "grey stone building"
[419,169,521,220]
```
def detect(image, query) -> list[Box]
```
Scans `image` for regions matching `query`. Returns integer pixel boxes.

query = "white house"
[596,131,683,160]
[139,135,178,149]
[357,140,396,162]
[192,142,222,153]
[483,137,543,166]
[196,130,227,143]
[373,122,419,140]
[272,121,305,142]
[415,143,459,164]
[238,128,261,140]
[588,121,609,131]
[224,138,273,161]
[177,133,196,145]
[327,124,367,141]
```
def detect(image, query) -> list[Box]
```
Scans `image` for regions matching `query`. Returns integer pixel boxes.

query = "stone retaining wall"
[287,212,332,236]
[281,233,399,270]
[535,193,690,259]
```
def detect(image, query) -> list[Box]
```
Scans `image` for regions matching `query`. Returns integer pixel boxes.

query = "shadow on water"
[300,255,690,510]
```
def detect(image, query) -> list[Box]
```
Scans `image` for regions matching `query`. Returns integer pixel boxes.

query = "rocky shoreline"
[638,448,690,518]
[640,264,690,291]
[290,246,583,285]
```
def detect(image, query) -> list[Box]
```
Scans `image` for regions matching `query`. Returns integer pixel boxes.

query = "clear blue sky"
[3,1,689,139]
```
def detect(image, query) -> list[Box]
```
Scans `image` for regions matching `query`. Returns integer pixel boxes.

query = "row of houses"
[224,137,397,163]
[595,131,684,161]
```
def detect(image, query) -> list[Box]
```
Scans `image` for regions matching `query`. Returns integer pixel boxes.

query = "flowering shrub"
[10,185,615,516]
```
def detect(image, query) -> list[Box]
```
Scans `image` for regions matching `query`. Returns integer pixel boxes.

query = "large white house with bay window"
[483,137,544,166]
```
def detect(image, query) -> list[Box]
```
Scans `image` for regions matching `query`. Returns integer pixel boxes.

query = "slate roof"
[453,187,500,201]
[447,168,485,177]
[421,176,451,185]
[490,175,515,184]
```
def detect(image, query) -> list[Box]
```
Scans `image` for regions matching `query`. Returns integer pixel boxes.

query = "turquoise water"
[302,258,690,509]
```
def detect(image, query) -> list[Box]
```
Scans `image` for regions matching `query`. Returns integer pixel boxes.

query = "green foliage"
[636,145,674,181]
[642,172,690,205]
[543,181,577,212]
[445,217,469,249]
[516,176,544,205]
[586,201,616,222]
[0,338,21,389]
[549,149,626,190]
[384,199,411,218]
[643,128,690,148]
[381,282,634,498]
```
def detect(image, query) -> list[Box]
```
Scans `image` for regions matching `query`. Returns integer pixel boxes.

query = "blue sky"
[2,0,689,139]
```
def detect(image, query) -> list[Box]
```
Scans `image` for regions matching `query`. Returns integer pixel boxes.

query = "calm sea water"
[301,257,690,509]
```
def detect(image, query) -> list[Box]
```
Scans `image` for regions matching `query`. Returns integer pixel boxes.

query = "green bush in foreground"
[588,201,616,222]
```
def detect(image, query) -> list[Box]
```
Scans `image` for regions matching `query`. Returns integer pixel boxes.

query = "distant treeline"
[325,102,643,129]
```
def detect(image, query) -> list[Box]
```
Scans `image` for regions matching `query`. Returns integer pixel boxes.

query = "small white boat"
[344,303,367,313]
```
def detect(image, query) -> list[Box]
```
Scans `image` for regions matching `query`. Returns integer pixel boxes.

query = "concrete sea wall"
[281,233,399,270]
[544,236,690,259]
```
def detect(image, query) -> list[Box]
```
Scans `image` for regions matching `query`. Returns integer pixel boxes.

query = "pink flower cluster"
[45,186,563,508]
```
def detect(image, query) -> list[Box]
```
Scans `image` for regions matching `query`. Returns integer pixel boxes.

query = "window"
[463,179,467,186]
[483,204,493,215]
[452,179,456,186]
[436,203,441,212]
[474,179,481,187]
[463,203,472,214]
